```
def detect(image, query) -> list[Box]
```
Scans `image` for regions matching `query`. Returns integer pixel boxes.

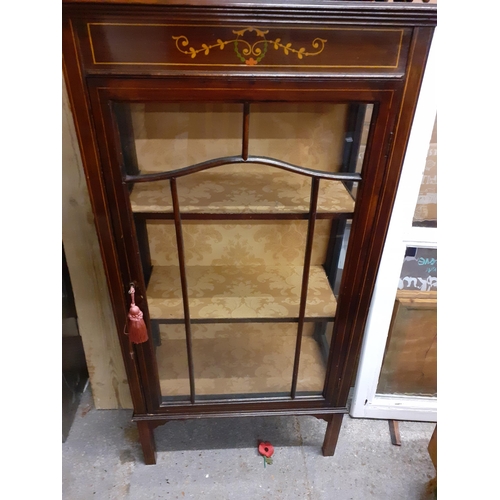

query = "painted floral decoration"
[172,27,326,66]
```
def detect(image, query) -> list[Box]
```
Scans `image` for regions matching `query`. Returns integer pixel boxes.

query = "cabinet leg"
[137,421,157,465]
[322,414,344,456]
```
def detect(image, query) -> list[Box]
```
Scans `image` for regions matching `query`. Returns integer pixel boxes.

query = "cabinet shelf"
[147,265,337,322]
[130,165,355,218]
[156,323,326,397]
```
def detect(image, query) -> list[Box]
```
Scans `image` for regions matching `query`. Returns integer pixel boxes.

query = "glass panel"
[248,103,373,177]
[155,322,328,400]
[355,104,373,174]
[296,321,334,396]
[124,103,243,174]
[376,247,437,397]
[116,102,374,175]
[130,165,357,215]
[192,322,298,399]
[143,220,336,322]
[294,222,354,397]
[145,220,191,402]
[413,116,437,227]
[138,217,346,401]
[327,220,353,297]
[115,100,374,402]
[248,103,348,172]
[155,323,191,402]
[350,104,373,199]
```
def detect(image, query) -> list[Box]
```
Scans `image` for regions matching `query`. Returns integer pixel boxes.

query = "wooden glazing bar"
[125,156,362,183]
[131,211,354,221]
[153,317,335,325]
[242,102,250,161]
[170,178,196,404]
[291,177,320,399]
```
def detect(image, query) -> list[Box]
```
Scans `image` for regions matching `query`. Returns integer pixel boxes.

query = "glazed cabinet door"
[88,79,396,413]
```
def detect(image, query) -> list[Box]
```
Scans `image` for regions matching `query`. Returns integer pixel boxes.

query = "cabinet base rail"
[133,409,347,465]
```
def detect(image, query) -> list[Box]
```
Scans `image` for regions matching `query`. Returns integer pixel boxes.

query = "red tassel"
[127,286,148,344]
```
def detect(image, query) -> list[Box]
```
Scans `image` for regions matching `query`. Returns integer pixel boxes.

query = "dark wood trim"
[322,413,344,456]
[291,177,320,398]
[137,421,157,464]
[63,2,437,29]
[322,89,396,405]
[132,211,355,221]
[324,26,435,407]
[152,316,336,325]
[91,86,163,412]
[170,178,196,404]
[242,102,250,160]
[91,78,399,102]
[125,156,362,183]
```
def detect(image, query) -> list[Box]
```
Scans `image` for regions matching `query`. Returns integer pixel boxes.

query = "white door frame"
[349,30,437,422]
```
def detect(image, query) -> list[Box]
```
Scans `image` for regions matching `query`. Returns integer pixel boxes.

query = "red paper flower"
[258,441,274,458]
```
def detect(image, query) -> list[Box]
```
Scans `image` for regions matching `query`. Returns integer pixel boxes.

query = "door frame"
[349,30,437,422]
[88,79,401,415]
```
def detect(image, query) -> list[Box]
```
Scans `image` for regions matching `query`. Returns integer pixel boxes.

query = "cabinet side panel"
[63,76,133,409]
[327,27,435,407]
[63,16,148,412]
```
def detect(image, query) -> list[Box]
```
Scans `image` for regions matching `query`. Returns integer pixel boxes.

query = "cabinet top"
[62,0,437,26]
[62,0,436,7]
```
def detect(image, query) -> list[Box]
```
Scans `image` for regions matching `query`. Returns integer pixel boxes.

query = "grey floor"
[63,389,436,500]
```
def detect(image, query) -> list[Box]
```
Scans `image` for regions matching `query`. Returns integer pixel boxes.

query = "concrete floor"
[63,389,436,500]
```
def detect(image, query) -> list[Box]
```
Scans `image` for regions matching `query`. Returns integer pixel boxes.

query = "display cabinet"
[62,0,437,464]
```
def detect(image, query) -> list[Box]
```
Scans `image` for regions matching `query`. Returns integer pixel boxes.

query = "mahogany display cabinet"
[62,0,437,464]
